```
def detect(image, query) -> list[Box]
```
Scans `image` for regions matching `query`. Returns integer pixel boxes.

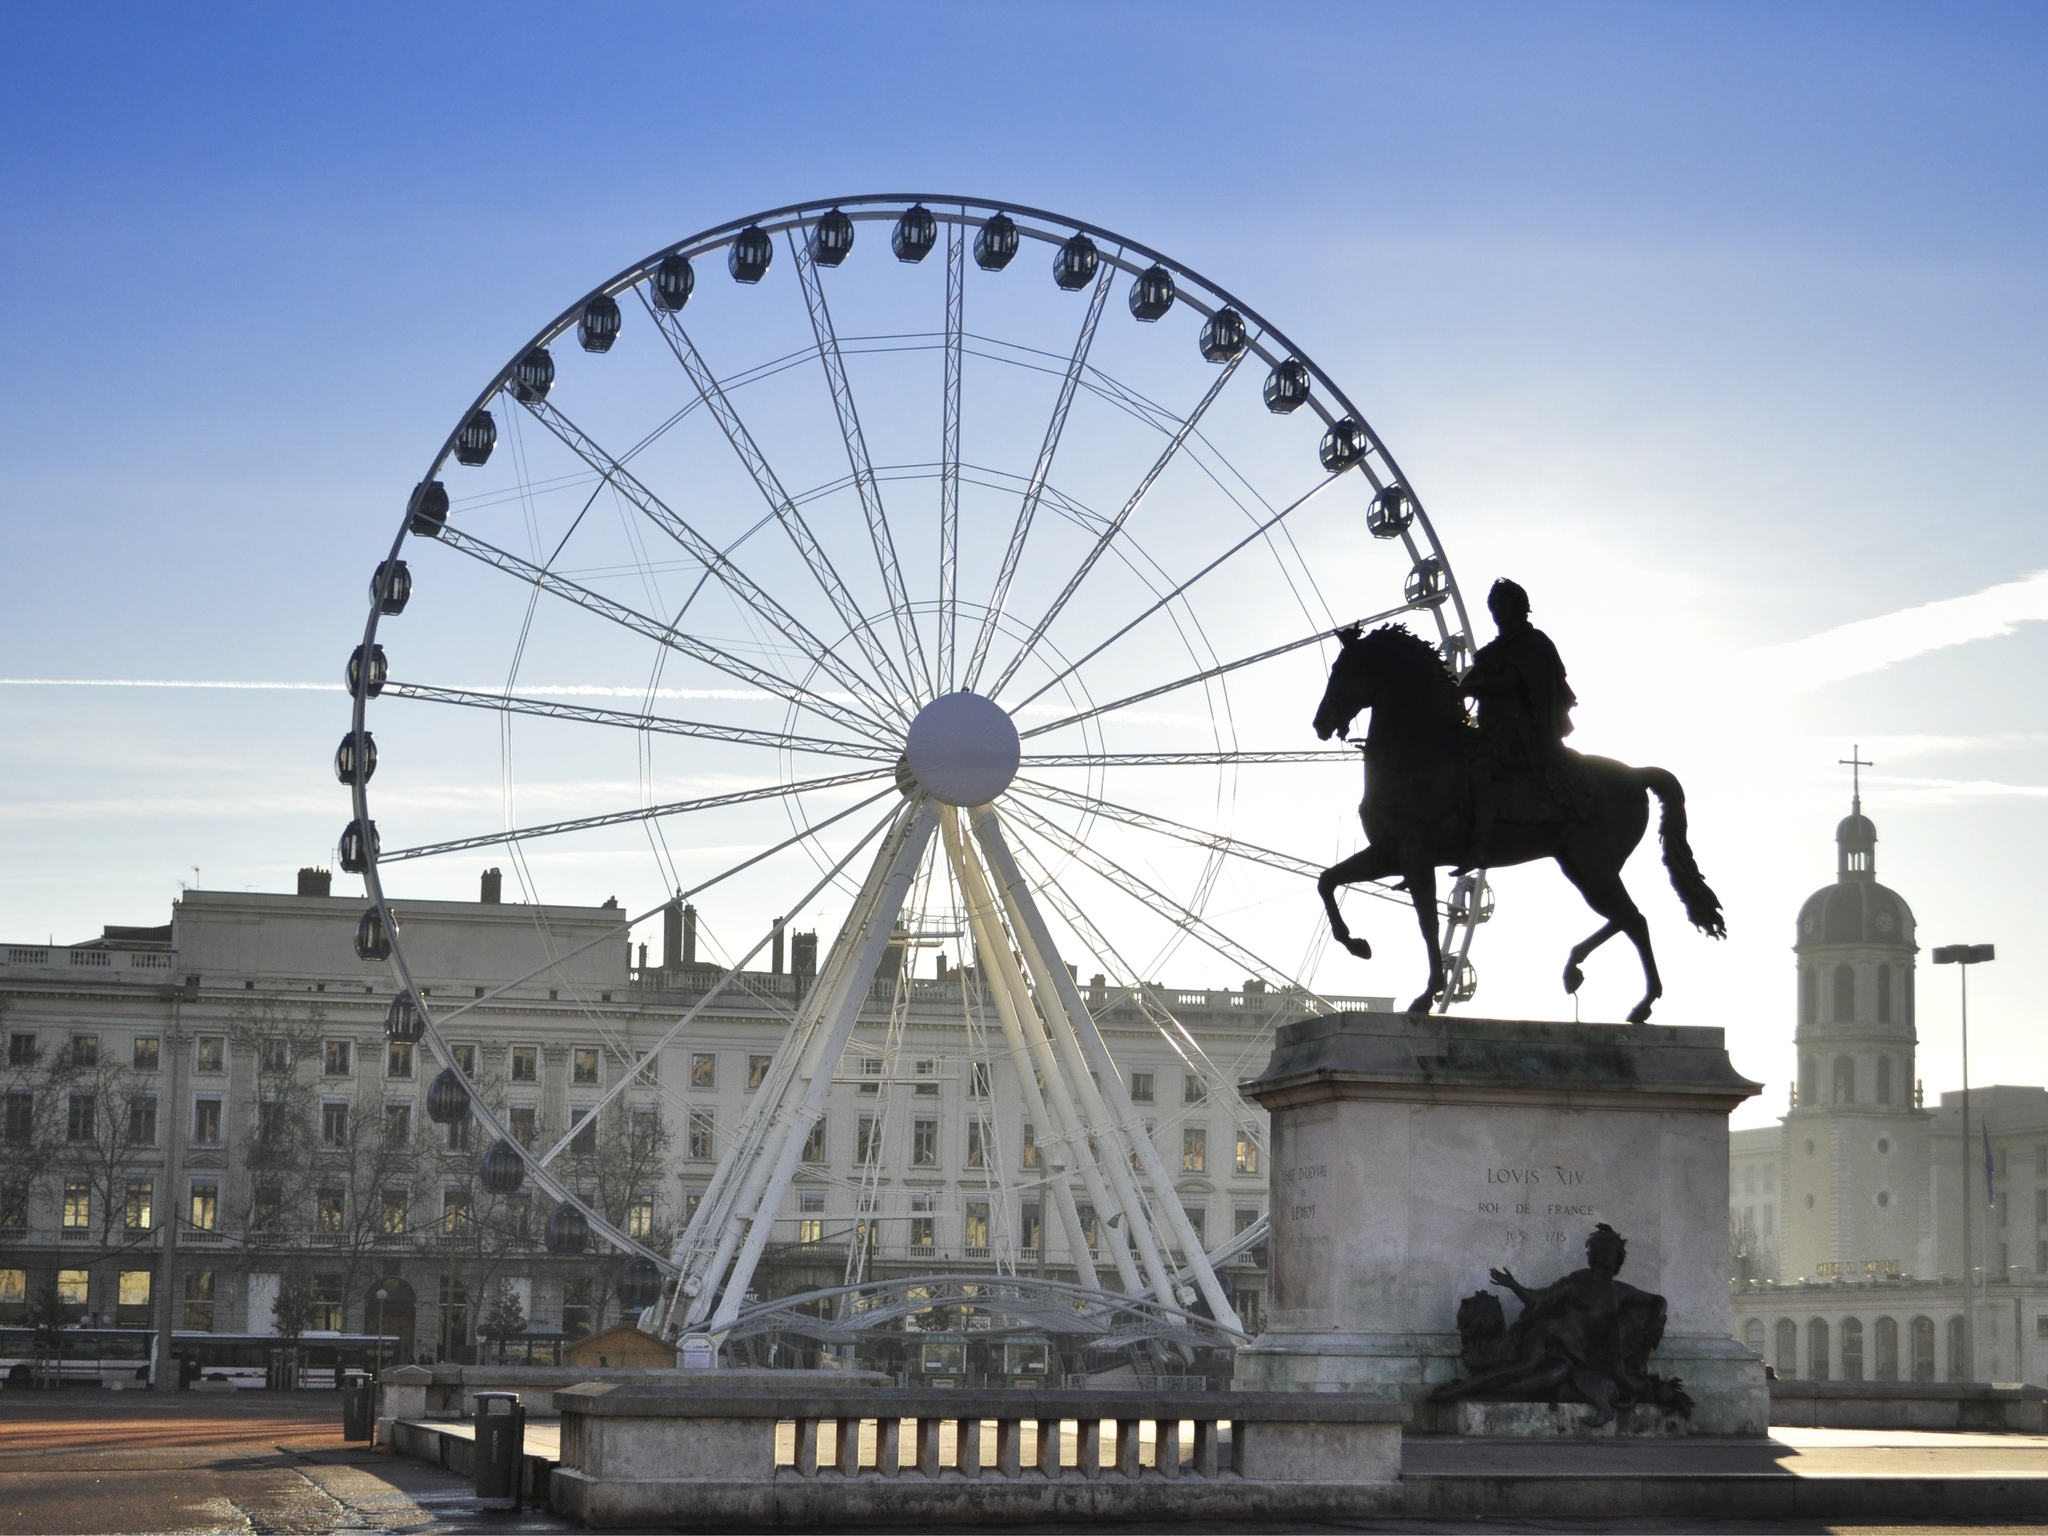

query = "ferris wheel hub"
[904,691,1020,807]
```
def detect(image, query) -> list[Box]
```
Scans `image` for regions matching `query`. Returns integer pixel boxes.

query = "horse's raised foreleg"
[1563,921,1621,997]
[1557,856,1662,1024]
[1318,845,1400,961]
[1404,860,1444,1017]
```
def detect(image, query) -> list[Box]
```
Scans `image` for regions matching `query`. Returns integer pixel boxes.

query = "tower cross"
[1839,745,1873,813]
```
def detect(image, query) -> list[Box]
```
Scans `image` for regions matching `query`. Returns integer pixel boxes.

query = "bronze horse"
[1312,624,1724,1022]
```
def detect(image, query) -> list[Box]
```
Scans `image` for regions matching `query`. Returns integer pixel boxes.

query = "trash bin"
[473,1391,524,1512]
[178,1355,198,1391]
[339,1370,375,1442]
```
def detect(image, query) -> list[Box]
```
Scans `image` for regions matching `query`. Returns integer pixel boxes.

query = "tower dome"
[1795,763,1914,949]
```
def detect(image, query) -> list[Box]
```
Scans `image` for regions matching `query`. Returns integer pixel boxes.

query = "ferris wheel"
[340,195,1481,1334]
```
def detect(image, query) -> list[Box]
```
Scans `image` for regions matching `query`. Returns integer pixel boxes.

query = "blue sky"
[2,2,2044,1126]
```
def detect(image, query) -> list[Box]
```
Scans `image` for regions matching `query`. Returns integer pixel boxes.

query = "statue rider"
[1460,578,1576,872]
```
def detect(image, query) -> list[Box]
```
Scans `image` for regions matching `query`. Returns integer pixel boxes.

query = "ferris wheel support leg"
[942,808,1104,1294]
[950,812,1147,1296]
[969,809,1184,1314]
[972,805,1245,1333]
[698,799,941,1336]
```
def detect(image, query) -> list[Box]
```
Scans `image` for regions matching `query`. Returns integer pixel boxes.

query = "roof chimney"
[480,868,502,904]
[296,867,332,898]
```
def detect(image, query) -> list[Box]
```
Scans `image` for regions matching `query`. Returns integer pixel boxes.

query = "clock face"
[1875,910,1896,935]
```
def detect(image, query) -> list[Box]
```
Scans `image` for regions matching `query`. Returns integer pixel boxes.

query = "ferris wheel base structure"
[655,771,1242,1342]
[1230,1008,1768,1435]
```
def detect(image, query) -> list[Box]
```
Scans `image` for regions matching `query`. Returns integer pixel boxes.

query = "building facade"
[1,870,1356,1366]
[1731,794,2048,1384]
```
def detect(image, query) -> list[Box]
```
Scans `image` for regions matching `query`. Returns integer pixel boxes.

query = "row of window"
[6,1030,620,1085]
[10,1030,1220,1109]
[0,1174,663,1246]
[4,1091,1256,1173]
[1796,1051,1908,1107]
[2,1085,659,1158]
[673,1106,1262,1175]
[1747,1313,1959,1382]
[1798,963,1913,1027]
[772,1193,1265,1258]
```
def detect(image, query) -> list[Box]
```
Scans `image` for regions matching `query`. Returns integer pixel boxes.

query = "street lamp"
[1932,942,1995,1381]
[372,1286,389,1413]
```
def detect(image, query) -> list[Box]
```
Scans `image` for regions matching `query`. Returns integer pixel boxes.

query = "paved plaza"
[0,1393,565,1536]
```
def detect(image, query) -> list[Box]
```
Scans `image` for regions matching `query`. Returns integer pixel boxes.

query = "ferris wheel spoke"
[1006,835,1263,1130]
[640,297,919,715]
[378,767,895,863]
[380,681,895,762]
[1012,777,1437,915]
[1019,600,1423,743]
[1006,475,1351,713]
[433,523,898,745]
[513,393,906,730]
[1002,798,1332,1000]
[987,351,1247,700]
[962,258,1116,691]
[938,221,965,692]
[1020,749,1354,768]
[1012,779,1320,881]
[532,799,905,1169]
[789,226,934,700]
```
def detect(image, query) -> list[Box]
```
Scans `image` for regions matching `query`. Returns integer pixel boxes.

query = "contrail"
[1749,569,2048,690]
[0,679,777,701]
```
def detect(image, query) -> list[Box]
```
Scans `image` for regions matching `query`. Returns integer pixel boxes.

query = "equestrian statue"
[1312,579,1724,1022]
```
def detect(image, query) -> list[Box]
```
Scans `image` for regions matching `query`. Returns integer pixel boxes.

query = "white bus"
[0,1327,398,1389]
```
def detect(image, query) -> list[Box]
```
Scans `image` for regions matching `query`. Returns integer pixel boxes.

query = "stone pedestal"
[1232,1012,1768,1435]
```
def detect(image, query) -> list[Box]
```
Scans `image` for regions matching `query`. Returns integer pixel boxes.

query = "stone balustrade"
[377,1363,883,1423]
[1768,1379,2048,1433]
[550,1383,1406,1526]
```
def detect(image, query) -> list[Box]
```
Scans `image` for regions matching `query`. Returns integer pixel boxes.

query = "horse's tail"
[1639,767,1727,939]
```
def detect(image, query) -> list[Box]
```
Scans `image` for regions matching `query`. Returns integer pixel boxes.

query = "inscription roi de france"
[1478,1165,1593,1220]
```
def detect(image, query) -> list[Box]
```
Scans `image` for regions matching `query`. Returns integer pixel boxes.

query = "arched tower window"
[1877,964,1892,1024]
[1834,964,1855,1021]
[1905,970,1915,1027]
[1875,1316,1899,1381]
[1841,1316,1865,1381]
[1809,1318,1831,1381]
[1946,1316,1965,1382]
[1801,966,1818,1024]
[1800,1054,1818,1107]
[1775,1318,1798,1375]
[1911,1316,1935,1382]
[1833,1054,1856,1104]
[1877,1055,1893,1105]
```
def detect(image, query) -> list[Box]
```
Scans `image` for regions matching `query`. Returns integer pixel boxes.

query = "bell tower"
[1780,750,1930,1284]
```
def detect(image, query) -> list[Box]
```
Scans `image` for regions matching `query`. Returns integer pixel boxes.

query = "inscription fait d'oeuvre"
[1477,1165,1595,1245]
[1279,1161,1329,1223]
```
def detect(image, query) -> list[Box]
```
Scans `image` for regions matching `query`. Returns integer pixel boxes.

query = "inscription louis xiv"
[1476,1164,1594,1246]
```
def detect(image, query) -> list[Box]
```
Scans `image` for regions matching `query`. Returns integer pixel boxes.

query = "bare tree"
[1730,1207,1774,1284]
[561,1101,673,1334]
[1,1014,73,1225]
[230,998,329,1232]
[478,1281,527,1363]
[43,1044,150,1249]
